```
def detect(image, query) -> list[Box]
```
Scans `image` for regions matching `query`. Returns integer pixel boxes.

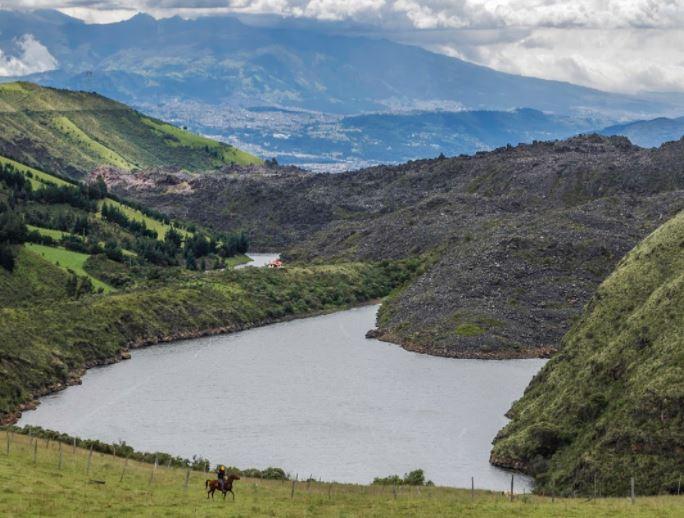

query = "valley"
[0,19,681,508]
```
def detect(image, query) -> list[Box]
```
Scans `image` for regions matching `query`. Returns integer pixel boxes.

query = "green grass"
[0,82,261,178]
[0,431,681,517]
[0,246,71,305]
[455,323,485,337]
[52,115,135,170]
[24,243,112,293]
[0,155,70,188]
[26,225,71,241]
[98,199,184,240]
[141,117,262,166]
[491,211,684,496]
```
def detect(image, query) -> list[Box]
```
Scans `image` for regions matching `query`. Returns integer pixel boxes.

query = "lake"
[18,305,545,491]
[236,253,280,268]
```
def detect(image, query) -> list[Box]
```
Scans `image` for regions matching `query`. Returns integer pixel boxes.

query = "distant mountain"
[1,10,681,119]
[0,82,260,179]
[600,116,684,147]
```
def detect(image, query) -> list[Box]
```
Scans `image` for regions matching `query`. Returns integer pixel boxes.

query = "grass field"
[98,200,188,240]
[25,243,112,293]
[27,225,71,241]
[0,431,681,517]
[0,155,71,188]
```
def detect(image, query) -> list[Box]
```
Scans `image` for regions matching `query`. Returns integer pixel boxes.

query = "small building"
[268,259,283,269]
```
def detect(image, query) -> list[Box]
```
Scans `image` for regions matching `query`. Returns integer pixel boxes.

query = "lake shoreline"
[2,298,382,427]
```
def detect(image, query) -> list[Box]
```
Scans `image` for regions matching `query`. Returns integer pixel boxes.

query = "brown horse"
[205,474,240,500]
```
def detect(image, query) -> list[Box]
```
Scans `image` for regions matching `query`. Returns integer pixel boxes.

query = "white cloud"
[1,1,683,93]
[0,34,58,76]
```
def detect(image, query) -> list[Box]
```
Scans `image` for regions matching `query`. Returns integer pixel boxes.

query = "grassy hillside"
[490,211,684,495]
[1,430,681,517]
[0,82,260,178]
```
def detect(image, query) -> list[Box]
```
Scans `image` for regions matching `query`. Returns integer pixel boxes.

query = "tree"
[88,175,108,199]
[0,243,15,271]
[104,240,124,262]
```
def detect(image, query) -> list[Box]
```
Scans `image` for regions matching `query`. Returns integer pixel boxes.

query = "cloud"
[0,34,58,76]
[1,1,683,93]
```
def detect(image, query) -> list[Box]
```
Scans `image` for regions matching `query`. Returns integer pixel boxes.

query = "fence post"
[149,457,158,485]
[184,468,190,492]
[328,484,332,500]
[510,474,514,502]
[630,477,635,504]
[471,476,474,500]
[120,457,128,483]
[86,445,93,475]
[32,439,37,464]
[5,431,9,455]
[58,442,63,470]
[72,437,76,454]
[290,478,296,499]
[393,483,397,499]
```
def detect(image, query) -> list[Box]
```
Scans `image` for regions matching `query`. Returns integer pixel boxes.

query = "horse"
[205,474,240,500]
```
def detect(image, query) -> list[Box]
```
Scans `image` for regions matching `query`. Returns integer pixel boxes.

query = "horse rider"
[217,465,227,490]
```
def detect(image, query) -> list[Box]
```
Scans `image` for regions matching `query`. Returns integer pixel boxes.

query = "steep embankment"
[490,211,684,495]
[0,82,260,178]
[107,135,684,359]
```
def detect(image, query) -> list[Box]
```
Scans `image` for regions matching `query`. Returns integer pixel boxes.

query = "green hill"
[0,82,260,178]
[490,211,684,496]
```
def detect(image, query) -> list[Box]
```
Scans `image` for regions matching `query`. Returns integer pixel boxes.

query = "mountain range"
[2,10,684,168]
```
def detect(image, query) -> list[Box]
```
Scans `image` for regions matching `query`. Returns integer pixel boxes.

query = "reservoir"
[18,305,545,491]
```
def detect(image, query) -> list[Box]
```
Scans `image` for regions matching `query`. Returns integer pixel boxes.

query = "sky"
[1,0,683,94]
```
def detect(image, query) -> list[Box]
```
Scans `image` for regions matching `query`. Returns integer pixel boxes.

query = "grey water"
[236,253,280,268]
[18,305,545,491]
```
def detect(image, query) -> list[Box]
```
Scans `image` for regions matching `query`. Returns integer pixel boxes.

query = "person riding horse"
[217,465,227,490]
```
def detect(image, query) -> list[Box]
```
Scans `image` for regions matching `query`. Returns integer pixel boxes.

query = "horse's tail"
[205,479,209,488]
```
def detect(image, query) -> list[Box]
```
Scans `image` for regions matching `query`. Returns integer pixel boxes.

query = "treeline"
[7,425,288,479]
[0,162,250,271]
[101,203,158,239]
[0,203,27,271]
[0,164,107,212]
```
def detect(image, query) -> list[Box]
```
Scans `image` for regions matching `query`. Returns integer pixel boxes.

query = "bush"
[372,469,429,486]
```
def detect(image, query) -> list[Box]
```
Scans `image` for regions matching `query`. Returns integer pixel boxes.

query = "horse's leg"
[230,489,235,501]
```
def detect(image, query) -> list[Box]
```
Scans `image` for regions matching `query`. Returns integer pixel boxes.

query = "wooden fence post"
[393,483,397,499]
[290,474,298,499]
[5,431,9,455]
[630,477,635,504]
[510,475,514,502]
[32,439,37,464]
[72,437,76,454]
[184,468,190,491]
[120,457,128,483]
[471,477,474,500]
[149,457,158,485]
[58,442,63,470]
[86,445,93,475]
